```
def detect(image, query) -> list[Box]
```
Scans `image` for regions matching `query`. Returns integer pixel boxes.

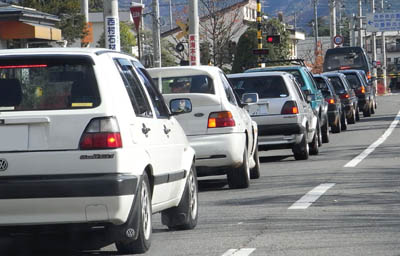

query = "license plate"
[247,104,268,116]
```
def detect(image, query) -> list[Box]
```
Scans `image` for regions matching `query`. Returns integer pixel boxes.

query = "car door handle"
[142,124,151,135]
[163,125,171,135]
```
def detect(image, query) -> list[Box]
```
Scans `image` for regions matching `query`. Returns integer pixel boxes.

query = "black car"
[314,74,344,133]
[322,72,359,125]
[338,69,375,117]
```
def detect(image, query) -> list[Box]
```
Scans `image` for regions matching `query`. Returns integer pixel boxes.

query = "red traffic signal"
[266,35,280,44]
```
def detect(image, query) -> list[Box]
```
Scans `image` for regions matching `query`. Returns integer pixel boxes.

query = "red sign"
[189,34,197,66]
[130,5,143,31]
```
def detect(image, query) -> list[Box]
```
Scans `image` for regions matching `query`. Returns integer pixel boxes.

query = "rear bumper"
[0,174,138,226]
[257,124,305,149]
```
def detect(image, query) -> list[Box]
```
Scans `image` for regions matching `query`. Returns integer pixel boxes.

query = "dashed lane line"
[289,183,336,210]
[344,110,400,168]
[221,248,256,256]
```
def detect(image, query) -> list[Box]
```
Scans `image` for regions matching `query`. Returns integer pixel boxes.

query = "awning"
[0,21,61,41]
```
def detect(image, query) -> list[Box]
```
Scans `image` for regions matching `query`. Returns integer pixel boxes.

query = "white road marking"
[289,183,335,210]
[221,248,256,256]
[344,110,400,167]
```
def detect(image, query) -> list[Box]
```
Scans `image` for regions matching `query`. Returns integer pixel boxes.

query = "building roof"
[0,3,59,25]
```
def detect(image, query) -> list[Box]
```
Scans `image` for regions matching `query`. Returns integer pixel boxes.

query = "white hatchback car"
[228,71,319,160]
[0,48,197,254]
[148,66,259,189]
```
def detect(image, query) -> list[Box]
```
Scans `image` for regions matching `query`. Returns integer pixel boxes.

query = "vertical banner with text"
[189,34,199,66]
[130,5,143,32]
[105,16,120,51]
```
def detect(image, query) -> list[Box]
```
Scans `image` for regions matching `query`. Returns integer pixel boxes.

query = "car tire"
[331,115,341,133]
[341,111,348,130]
[227,148,250,189]
[371,100,375,114]
[161,163,198,230]
[292,130,309,160]
[348,108,356,124]
[116,172,152,254]
[321,121,330,143]
[309,126,319,155]
[364,103,371,117]
[355,106,360,121]
[250,144,260,179]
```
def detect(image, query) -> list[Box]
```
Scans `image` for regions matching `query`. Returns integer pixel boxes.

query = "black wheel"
[161,163,198,230]
[292,130,309,160]
[116,172,152,254]
[250,143,260,179]
[331,114,341,133]
[227,148,250,189]
[309,126,319,155]
[341,111,348,130]
[363,103,371,117]
[355,106,360,121]
[321,122,330,143]
[348,108,356,124]
[371,100,375,114]
[317,121,322,147]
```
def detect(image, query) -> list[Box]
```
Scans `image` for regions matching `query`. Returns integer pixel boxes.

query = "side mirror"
[241,93,259,104]
[306,94,313,103]
[170,98,192,115]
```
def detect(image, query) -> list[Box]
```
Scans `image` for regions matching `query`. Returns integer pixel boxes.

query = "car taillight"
[208,111,235,128]
[367,72,371,80]
[325,97,335,104]
[358,86,366,94]
[79,117,122,150]
[281,101,299,114]
[340,93,349,99]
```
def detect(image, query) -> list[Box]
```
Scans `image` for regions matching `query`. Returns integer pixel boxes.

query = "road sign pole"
[371,0,378,93]
[381,0,387,93]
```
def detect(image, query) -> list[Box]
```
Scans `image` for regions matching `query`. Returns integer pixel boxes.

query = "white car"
[0,48,197,254]
[228,71,319,160]
[148,66,259,189]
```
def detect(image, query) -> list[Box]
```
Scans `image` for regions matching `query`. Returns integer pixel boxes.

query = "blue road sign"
[366,12,400,32]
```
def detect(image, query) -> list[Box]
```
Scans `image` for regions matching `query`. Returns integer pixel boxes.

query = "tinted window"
[343,73,361,89]
[323,47,370,74]
[114,58,152,117]
[157,75,214,94]
[230,76,289,98]
[314,77,332,98]
[327,76,345,93]
[0,56,99,111]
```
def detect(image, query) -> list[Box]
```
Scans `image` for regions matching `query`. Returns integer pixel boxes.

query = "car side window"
[132,62,170,118]
[305,69,319,92]
[292,78,306,102]
[114,58,152,118]
[220,72,238,106]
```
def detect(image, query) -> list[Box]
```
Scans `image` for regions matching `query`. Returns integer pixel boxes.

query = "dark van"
[323,47,372,81]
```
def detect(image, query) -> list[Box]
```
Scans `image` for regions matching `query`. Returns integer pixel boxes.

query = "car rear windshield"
[154,75,214,94]
[0,56,100,111]
[343,73,361,89]
[324,48,369,72]
[229,76,289,98]
[327,76,345,92]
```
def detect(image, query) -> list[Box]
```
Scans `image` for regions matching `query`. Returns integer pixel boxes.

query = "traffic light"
[266,35,281,44]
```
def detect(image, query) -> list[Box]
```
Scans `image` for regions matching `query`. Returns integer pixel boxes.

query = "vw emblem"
[0,159,8,171]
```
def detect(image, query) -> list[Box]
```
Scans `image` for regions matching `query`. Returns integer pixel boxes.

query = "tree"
[96,22,136,54]
[21,0,85,45]
[308,16,330,37]
[199,0,245,69]
[262,18,291,64]
[231,28,258,73]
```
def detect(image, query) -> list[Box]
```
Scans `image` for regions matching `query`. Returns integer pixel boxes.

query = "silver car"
[228,71,320,160]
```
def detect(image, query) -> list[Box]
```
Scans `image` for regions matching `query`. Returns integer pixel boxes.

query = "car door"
[114,58,173,205]
[132,62,187,201]
[292,78,314,136]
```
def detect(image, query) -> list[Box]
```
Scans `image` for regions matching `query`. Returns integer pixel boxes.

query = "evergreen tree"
[231,28,258,73]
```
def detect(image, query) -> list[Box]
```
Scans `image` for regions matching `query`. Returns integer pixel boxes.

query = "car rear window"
[343,73,361,89]
[229,76,289,98]
[153,75,214,94]
[327,76,345,92]
[0,56,100,111]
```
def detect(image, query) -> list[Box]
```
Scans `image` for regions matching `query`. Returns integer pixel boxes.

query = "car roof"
[246,65,305,72]
[0,47,114,55]
[227,71,289,78]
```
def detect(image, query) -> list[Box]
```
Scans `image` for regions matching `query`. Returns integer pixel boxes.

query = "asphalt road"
[2,93,400,256]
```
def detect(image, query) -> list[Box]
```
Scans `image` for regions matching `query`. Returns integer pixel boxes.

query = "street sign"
[333,35,343,46]
[366,12,400,32]
[105,16,120,51]
[130,4,144,32]
[252,49,269,55]
[189,34,198,66]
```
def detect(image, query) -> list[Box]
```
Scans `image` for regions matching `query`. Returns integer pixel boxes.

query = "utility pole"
[371,0,377,91]
[81,0,89,47]
[104,0,120,51]
[257,0,262,66]
[152,0,161,67]
[330,0,336,48]
[351,13,356,46]
[358,0,363,48]
[313,0,319,53]
[381,0,387,93]
[169,0,173,30]
[188,0,200,65]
